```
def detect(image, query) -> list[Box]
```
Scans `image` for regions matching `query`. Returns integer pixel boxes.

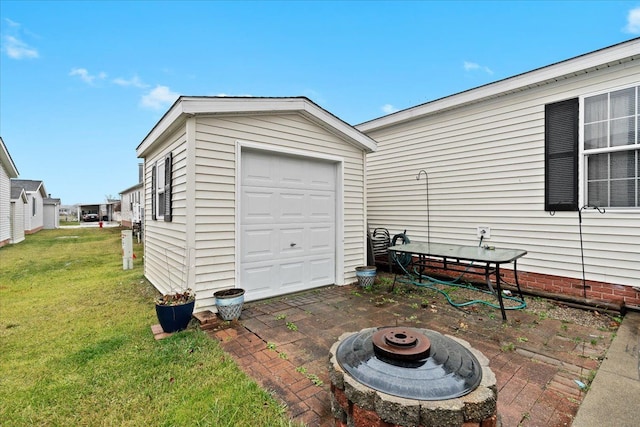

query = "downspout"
[185,115,198,296]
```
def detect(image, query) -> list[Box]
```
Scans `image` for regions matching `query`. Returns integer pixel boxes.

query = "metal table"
[388,242,527,321]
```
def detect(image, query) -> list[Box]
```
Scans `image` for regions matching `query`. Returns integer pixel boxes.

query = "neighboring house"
[43,196,61,229]
[120,164,144,228]
[120,182,143,228]
[9,186,27,244]
[136,96,376,312]
[0,137,19,247]
[11,179,47,235]
[358,38,640,309]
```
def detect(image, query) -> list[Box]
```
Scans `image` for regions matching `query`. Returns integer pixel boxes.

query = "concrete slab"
[573,312,640,427]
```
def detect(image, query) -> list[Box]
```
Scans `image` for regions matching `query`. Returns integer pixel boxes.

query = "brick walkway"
[198,280,616,427]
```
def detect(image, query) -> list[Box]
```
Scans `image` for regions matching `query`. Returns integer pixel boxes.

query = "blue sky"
[1,1,639,205]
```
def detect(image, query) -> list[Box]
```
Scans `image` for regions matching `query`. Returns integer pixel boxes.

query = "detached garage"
[136,97,376,312]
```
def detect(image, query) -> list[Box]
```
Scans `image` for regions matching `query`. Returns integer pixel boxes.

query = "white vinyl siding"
[142,128,189,296]
[0,166,9,244]
[191,113,365,310]
[364,59,640,288]
[23,191,44,233]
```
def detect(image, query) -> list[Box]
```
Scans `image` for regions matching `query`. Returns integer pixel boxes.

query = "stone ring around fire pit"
[328,327,498,427]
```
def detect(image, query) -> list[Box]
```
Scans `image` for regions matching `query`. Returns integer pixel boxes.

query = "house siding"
[24,191,44,234]
[192,113,366,310]
[364,59,640,304]
[120,185,142,228]
[0,165,10,246]
[142,127,190,296]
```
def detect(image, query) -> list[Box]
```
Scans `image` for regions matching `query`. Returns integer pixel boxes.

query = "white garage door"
[240,150,337,301]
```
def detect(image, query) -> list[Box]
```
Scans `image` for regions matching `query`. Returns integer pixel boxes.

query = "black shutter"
[164,152,172,222]
[545,98,579,211]
[151,164,157,220]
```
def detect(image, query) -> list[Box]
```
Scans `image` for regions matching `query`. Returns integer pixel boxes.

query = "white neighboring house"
[120,164,144,228]
[11,180,47,235]
[120,182,143,228]
[359,38,640,308]
[136,96,376,312]
[0,137,19,247]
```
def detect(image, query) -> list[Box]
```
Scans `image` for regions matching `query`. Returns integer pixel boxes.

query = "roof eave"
[0,137,19,178]
[136,97,376,158]
[357,37,640,133]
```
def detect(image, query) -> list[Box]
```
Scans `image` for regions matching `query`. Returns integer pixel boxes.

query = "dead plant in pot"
[154,248,196,333]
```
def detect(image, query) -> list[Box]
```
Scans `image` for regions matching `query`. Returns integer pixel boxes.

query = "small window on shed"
[153,152,173,221]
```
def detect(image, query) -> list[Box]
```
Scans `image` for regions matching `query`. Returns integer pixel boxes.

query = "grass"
[0,227,297,427]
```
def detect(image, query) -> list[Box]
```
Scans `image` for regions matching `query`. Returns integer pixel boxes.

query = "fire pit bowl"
[329,326,498,427]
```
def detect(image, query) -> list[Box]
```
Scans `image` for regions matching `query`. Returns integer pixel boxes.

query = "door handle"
[290,243,296,247]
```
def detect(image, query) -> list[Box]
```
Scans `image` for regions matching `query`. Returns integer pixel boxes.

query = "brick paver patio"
[196,277,617,427]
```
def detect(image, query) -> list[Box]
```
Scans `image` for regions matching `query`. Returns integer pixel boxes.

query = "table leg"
[513,260,524,300]
[494,264,507,321]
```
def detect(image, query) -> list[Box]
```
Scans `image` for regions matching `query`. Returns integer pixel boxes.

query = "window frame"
[151,152,173,222]
[580,83,639,211]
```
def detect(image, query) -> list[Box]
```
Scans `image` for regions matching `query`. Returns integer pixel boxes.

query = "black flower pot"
[155,300,195,333]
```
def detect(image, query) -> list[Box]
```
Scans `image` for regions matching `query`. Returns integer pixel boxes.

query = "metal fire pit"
[336,326,482,400]
[329,327,498,427]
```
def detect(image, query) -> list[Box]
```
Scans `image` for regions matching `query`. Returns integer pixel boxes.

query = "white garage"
[137,97,376,312]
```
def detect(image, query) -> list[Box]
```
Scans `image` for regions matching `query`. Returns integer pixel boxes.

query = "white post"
[121,230,133,270]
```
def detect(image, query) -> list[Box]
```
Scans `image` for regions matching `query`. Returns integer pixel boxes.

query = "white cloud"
[3,34,38,59]
[382,104,398,114]
[69,68,107,85]
[141,85,179,109]
[113,75,148,88]
[463,61,493,75]
[623,7,640,34]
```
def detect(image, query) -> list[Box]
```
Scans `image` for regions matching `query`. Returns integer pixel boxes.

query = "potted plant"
[154,247,196,333]
[355,265,377,288]
[213,288,245,321]
[155,288,196,333]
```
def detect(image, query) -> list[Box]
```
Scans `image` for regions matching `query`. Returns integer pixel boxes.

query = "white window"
[156,159,166,219]
[583,85,639,208]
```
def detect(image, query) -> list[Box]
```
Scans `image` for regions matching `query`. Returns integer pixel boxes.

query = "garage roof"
[137,96,377,157]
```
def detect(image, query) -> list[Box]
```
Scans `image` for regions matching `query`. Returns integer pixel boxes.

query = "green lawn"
[0,227,297,426]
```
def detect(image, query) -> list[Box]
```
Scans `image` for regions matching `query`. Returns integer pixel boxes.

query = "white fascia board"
[37,182,48,198]
[0,138,19,178]
[137,97,377,157]
[357,38,640,133]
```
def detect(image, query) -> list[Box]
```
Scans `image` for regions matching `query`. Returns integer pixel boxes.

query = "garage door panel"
[309,225,335,252]
[309,192,335,220]
[242,228,277,261]
[279,227,305,256]
[243,264,277,300]
[279,156,307,187]
[243,154,276,187]
[243,189,276,223]
[279,191,306,221]
[309,257,335,285]
[309,161,336,189]
[279,261,306,289]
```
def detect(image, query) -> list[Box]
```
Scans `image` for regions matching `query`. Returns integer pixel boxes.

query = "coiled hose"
[390,232,412,267]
